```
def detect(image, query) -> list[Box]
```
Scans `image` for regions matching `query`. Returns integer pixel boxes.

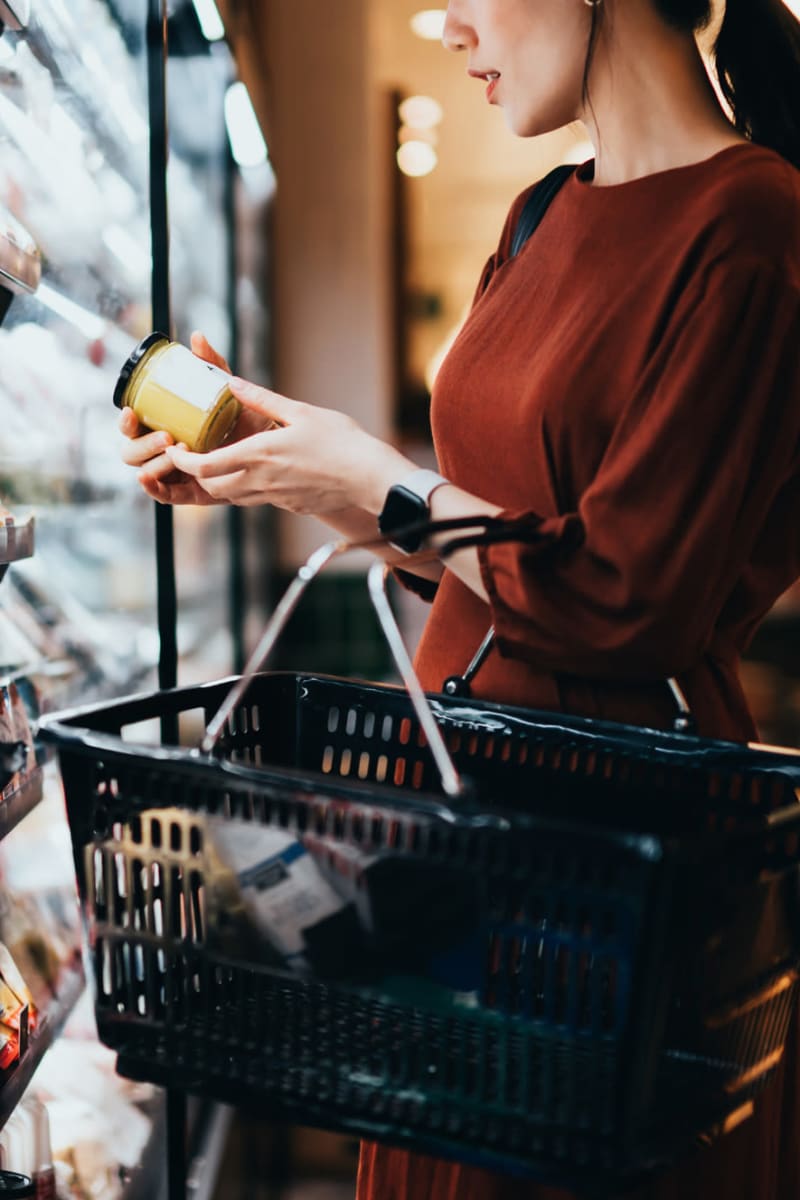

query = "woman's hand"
[120,332,274,505]
[165,376,415,515]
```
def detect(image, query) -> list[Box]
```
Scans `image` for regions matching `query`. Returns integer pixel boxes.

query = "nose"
[442,2,476,52]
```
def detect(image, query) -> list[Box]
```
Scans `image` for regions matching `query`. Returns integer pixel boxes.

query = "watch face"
[379,485,427,552]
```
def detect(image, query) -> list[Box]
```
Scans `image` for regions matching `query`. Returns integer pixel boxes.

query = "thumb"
[229,376,301,425]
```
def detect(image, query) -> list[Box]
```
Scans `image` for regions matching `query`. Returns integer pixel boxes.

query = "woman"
[122,0,800,1195]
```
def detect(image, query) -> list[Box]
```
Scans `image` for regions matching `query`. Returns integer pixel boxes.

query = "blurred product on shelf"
[0,791,82,1012]
[0,941,34,1058]
[0,1098,53,1198]
[0,682,36,795]
[29,991,159,1200]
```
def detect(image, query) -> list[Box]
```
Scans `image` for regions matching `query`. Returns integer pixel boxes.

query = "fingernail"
[229,376,251,391]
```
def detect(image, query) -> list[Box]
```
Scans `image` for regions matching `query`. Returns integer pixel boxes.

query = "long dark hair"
[583,0,800,170]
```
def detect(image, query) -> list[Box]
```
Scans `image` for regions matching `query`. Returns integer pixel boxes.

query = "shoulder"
[690,145,800,285]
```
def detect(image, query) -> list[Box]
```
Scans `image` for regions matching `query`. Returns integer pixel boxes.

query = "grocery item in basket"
[205,818,363,974]
[203,814,484,981]
[113,332,242,452]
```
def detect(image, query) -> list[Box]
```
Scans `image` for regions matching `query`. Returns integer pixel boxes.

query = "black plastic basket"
[36,541,800,1192]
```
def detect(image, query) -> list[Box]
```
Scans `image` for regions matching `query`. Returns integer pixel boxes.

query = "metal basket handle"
[200,515,510,793]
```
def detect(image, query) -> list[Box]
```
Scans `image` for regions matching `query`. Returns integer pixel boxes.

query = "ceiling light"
[397,141,438,178]
[192,0,226,41]
[410,9,447,40]
[225,82,268,168]
[398,95,443,131]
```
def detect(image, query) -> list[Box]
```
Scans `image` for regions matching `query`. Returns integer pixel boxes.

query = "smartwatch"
[378,469,451,553]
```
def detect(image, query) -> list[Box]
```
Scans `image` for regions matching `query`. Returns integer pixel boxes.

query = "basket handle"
[366,560,462,797]
[200,538,347,755]
[199,515,511,793]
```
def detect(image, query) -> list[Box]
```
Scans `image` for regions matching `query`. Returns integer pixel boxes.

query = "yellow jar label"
[148,344,229,412]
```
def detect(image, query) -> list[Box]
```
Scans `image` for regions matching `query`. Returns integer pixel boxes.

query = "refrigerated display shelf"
[0,960,84,1135]
[0,766,43,843]
[9,16,150,204]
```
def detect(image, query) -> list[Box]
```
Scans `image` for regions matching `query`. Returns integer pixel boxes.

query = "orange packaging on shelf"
[0,944,36,1018]
[0,1027,18,1073]
[0,974,29,1056]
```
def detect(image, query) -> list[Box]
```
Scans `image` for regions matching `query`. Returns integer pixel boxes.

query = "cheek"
[507,33,589,136]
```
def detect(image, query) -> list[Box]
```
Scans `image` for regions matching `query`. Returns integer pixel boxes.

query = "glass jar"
[113,332,242,453]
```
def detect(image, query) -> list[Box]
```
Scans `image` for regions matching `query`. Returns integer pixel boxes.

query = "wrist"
[359,442,419,515]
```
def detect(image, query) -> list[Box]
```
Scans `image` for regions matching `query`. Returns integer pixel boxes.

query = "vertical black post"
[147,0,179,743]
[166,1089,188,1200]
[224,140,246,673]
[147,5,184,1196]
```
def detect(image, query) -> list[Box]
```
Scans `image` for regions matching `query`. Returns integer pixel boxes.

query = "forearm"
[426,484,500,603]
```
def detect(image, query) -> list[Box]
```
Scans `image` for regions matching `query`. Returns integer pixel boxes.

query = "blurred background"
[0,0,799,1197]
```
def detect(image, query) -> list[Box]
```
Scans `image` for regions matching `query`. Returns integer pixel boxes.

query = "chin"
[505,101,581,140]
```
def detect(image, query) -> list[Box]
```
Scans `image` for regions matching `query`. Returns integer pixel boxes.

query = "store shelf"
[0,960,84,1135]
[0,518,34,572]
[0,766,43,842]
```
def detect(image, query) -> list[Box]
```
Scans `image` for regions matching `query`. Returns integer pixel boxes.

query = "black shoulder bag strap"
[442,163,575,700]
[510,163,576,258]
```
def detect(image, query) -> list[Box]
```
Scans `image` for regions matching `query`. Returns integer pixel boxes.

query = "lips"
[468,69,501,101]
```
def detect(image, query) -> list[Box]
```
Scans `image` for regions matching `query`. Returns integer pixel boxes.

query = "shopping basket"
[38,527,800,1195]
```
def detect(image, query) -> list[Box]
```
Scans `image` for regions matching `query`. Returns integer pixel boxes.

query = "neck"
[581,9,747,186]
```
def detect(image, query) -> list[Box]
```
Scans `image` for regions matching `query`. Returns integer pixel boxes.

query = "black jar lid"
[0,1171,35,1195]
[113,331,169,409]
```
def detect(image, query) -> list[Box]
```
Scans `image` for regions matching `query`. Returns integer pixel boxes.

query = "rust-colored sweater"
[358,144,800,1199]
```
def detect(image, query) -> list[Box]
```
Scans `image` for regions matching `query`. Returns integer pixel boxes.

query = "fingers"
[166,435,276,480]
[121,428,175,469]
[190,330,232,374]
[137,470,218,506]
[119,407,141,438]
[229,377,298,426]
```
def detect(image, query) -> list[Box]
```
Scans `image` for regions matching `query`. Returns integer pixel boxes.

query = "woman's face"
[443,0,592,137]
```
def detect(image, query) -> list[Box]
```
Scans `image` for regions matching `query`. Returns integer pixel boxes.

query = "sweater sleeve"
[478,258,800,680]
